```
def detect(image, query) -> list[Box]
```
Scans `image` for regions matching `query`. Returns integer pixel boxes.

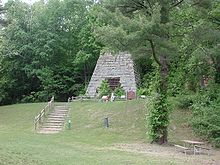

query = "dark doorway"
[106,77,120,90]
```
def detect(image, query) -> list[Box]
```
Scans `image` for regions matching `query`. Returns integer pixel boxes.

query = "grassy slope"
[0,100,218,165]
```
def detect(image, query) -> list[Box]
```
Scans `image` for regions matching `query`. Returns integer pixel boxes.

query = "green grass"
[0,100,219,165]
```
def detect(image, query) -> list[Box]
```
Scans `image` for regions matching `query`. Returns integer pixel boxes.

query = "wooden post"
[39,113,41,124]
[34,117,37,130]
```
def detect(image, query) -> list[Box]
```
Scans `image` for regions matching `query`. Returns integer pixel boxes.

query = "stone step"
[38,130,59,134]
[45,122,63,125]
[47,117,66,119]
[53,111,68,113]
[50,111,68,114]
[47,116,65,119]
[42,125,63,128]
[46,121,64,124]
[44,125,63,128]
[50,114,67,117]
[54,106,67,110]
[37,103,69,134]
[50,110,68,114]
[45,120,63,123]
[54,108,68,111]
[46,120,63,123]
[47,118,65,121]
[49,114,67,116]
[54,107,68,110]
[41,127,62,130]
[44,124,63,127]
[47,120,64,123]
[48,115,66,118]
[40,127,62,131]
[47,115,65,118]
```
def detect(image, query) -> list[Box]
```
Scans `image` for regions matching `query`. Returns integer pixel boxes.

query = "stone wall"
[86,52,139,97]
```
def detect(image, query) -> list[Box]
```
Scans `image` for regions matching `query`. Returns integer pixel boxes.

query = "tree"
[93,0,198,144]
[0,0,101,104]
[0,2,7,26]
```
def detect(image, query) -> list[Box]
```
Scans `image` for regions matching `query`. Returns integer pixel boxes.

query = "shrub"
[190,85,220,147]
[97,80,112,98]
[21,93,35,103]
[191,102,220,147]
[176,94,194,109]
[137,87,148,96]
[114,86,125,97]
[147,93,171,143]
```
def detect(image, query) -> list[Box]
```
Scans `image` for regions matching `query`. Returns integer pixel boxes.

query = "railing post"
[39,113,41,124]
[34,117,37,130]
[67,97,71,109]
[51,96,54,110]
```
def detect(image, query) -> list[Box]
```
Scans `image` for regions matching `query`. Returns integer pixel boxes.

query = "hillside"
[0,100,219,165]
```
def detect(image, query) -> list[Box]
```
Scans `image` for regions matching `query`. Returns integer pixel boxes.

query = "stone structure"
[86,52,139,98]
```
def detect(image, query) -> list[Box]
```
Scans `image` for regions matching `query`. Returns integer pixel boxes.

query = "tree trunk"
[157,54,169,144]
[155,1,170,144]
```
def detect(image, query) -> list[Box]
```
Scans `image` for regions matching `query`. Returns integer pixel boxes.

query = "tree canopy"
[92,0,220,144]
[0,0,102,103]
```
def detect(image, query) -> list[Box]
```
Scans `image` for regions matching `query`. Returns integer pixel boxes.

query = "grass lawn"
[0,100,219,165]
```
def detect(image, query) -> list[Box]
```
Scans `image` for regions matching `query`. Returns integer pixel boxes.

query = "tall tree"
[0,0,101,104]
[93,0,194,144]
[0,1,7,26]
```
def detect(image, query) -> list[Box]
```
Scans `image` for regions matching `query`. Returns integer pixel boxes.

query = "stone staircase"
[38,104,69,134]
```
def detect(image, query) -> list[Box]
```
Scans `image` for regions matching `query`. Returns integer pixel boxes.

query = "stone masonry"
[86,52,139,98]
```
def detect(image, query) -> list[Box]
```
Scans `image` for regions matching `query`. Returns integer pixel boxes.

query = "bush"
[20,91,54,103]
[191,102,220,147]
[137,87,148,96]
[114,86,125,97]
[20,93,36,103]
[97,80,112,98]
[176,95,194,109]
[190,85,220,147]
[146,93,171,143]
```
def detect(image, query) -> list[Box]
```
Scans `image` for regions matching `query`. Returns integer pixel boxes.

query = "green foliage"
[147,93,170,142]
[167,0,220,146]
[21,92,38,103]
[114,86,125,97]
[137,87,148,96]
[97,80,112,97]
[145,70,170,143]
[94,0,175,143]
[138,69,158,96]
[190,85,220,147]
[176,95,194,109]
[0,0,101,104]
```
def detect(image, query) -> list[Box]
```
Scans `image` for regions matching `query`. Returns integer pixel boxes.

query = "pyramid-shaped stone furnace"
[86,52,139,98]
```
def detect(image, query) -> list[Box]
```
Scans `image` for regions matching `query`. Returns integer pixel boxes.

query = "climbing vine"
[146,70,170,143]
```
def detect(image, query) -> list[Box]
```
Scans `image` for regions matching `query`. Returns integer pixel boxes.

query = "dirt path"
[109,142,220,165]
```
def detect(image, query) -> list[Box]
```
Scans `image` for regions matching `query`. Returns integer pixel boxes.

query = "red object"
[127,91,136,100]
